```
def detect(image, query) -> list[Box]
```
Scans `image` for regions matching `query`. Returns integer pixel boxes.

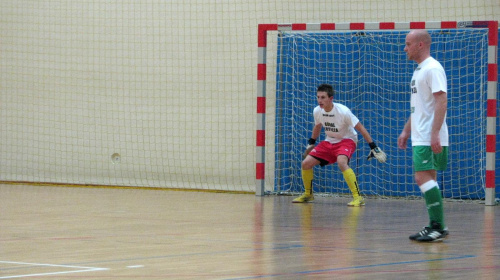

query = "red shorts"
[308,139,357,166]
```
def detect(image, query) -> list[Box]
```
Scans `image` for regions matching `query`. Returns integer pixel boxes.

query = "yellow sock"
[301,169,313,195]
[342,168,360,198]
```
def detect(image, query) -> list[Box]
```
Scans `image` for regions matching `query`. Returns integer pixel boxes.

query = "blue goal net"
[274,29,489,199]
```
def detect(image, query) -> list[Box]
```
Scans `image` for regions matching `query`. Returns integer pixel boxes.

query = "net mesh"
[271,29,488,199]
[0,1,255,192]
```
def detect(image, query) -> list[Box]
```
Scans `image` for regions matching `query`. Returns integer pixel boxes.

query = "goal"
[255,21,498,205]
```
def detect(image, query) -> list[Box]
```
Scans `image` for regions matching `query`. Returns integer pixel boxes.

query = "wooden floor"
[0,184,499,279]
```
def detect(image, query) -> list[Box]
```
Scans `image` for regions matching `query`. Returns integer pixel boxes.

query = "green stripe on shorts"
[412,146,448,171]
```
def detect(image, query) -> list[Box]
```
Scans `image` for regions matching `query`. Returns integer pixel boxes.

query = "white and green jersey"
[410,56,449,146]
[313,103,359,144]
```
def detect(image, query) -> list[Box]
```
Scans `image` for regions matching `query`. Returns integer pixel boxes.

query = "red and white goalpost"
[256,21,498,205]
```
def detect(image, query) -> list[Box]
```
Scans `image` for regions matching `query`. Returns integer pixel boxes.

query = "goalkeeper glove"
[302,138,316,159]
[367,142,387,163]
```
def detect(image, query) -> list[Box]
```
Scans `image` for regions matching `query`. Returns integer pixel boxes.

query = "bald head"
[404,29,431,63]
[410,30,432,46]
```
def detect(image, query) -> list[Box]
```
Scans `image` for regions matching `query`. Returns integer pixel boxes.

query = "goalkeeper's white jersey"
[410,56,449,146]
[313,102,359,144]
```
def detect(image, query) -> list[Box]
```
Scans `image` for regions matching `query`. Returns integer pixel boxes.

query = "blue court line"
[53,243,476,279]
[224,254,477,280]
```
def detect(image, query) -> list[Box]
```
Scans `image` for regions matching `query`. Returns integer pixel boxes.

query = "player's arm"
[310,122,322,140]
[354,121,373,144]
[303,123,322,159]
[354,122,387,163]
[431,91,446,154]
[398,117,411,149]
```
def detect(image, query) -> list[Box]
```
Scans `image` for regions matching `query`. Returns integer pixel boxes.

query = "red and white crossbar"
[255,21,498,205]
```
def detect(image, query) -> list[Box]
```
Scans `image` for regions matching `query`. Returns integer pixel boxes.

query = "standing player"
[292,83,387,206]
[398,30,449,242]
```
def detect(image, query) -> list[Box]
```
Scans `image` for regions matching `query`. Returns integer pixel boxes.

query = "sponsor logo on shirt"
[324,122,339,132]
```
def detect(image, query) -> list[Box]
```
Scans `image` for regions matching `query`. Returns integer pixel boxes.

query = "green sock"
[423,186,445,229]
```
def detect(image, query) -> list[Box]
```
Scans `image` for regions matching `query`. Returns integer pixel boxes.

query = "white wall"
[0,0,498,192]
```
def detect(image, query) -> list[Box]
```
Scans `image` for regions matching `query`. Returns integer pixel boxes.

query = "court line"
[224,254,477,279]
[55,244,477,279]
[66,243,473,267]
[0,261,108,279]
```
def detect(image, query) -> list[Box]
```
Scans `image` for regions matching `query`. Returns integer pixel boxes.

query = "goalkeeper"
[293,83,386,206]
